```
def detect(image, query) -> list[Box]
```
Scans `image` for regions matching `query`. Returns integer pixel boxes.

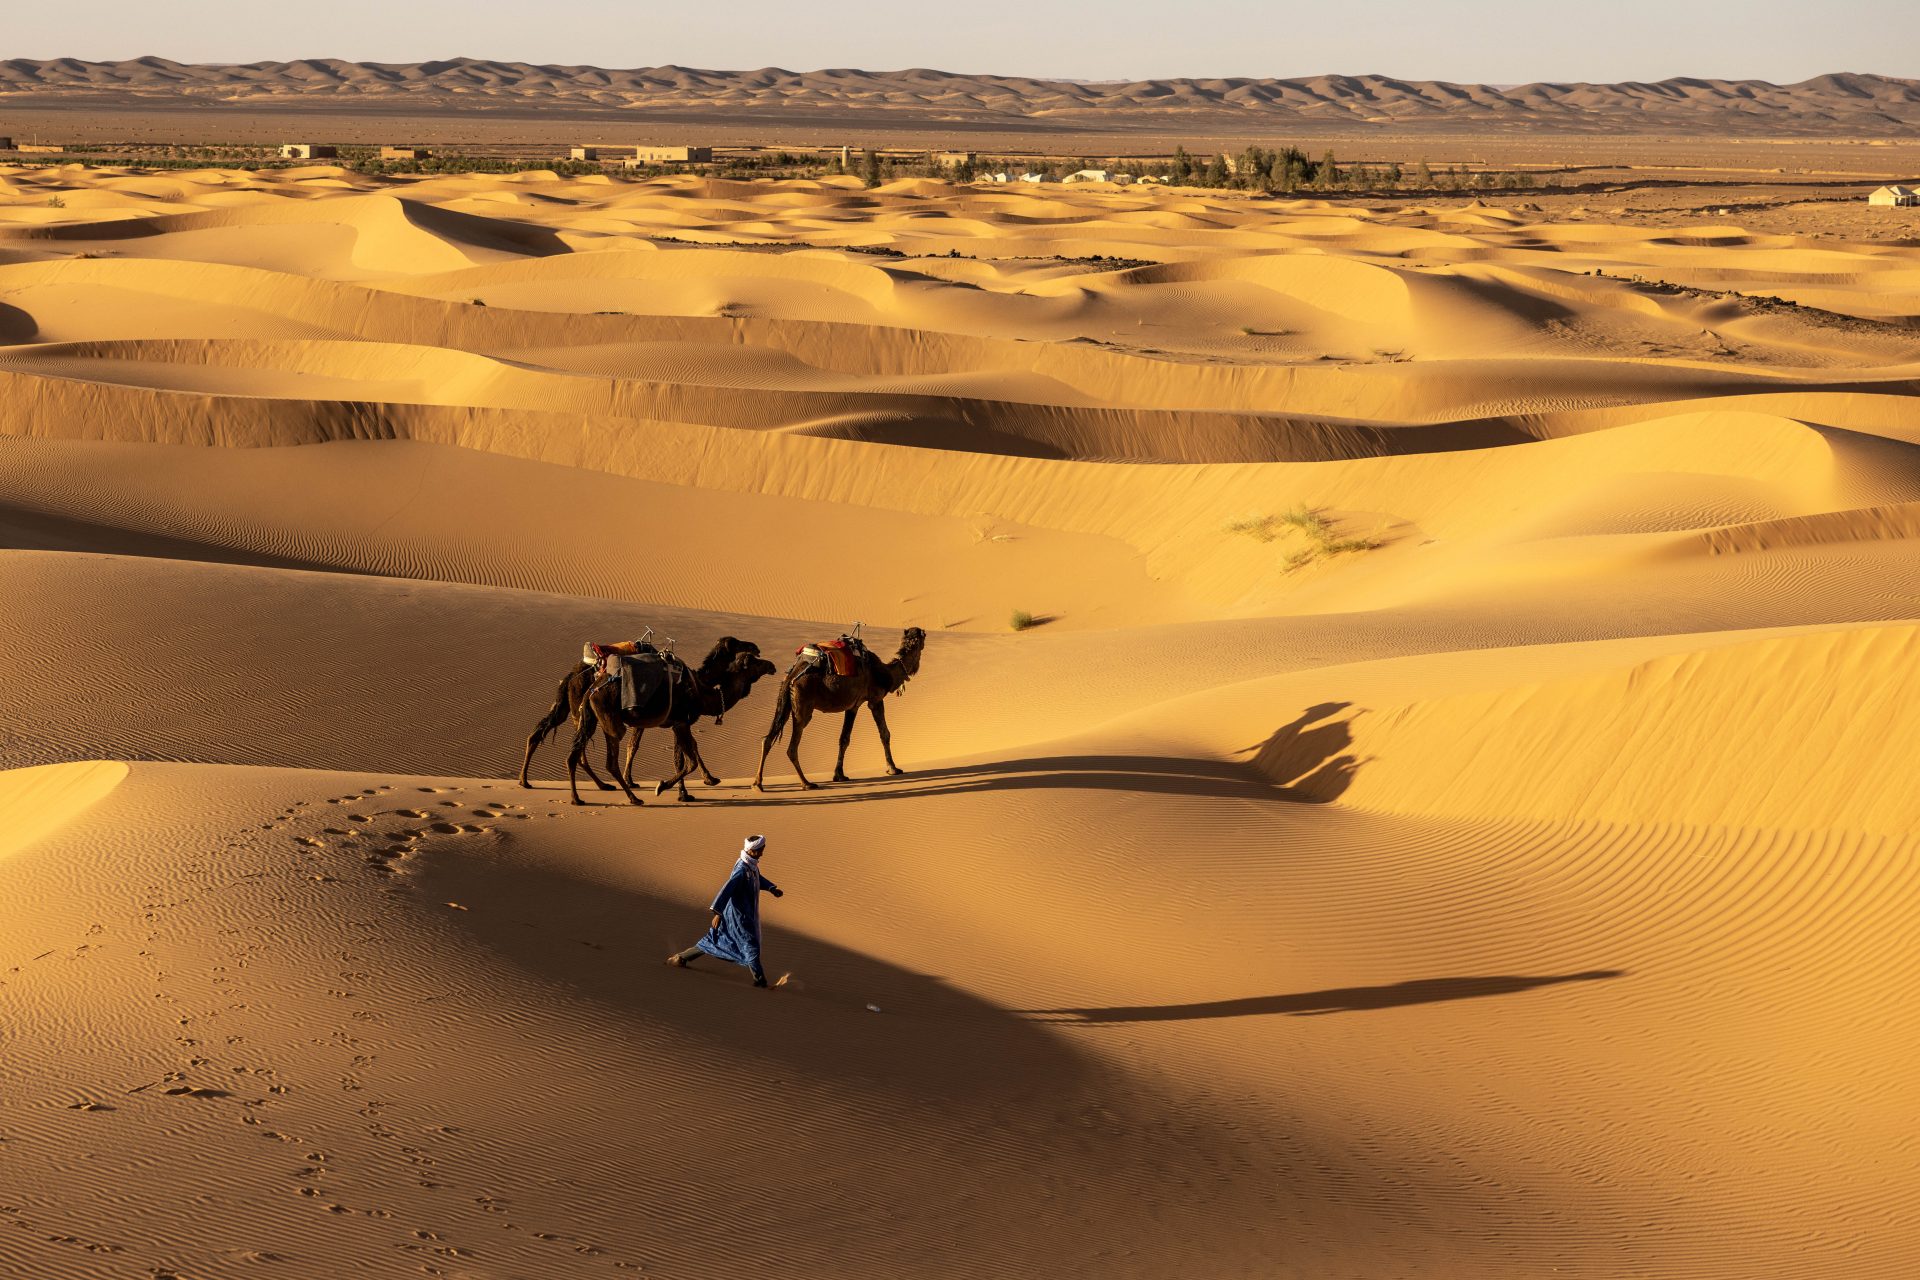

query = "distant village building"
[629,146,713,166]
[16,143,65,154]
[932,150,975,167]
[569,146,604,161]
[0,137,14,152]
[1064,169,1113,184]
[381,146,431,161]
[1018,172,1053,184]
[984,171,1011,183]
[278,143,337,160]
[1868,185,1918,207]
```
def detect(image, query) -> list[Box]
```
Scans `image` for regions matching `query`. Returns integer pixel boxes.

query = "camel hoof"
[569,799,585,807]
[654,781,669,796]
[594,783,616,793]
[803,781,820,791]
[887,767,905,776]
[518,779,532,790]
[702,777,721,788]
[831,773,849,784]
[678,791,698,802]
[627,797,646,807]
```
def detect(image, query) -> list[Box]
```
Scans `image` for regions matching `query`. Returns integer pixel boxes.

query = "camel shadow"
[1241,701,1367,802]
[1026,970,1625,1024]
[685,752,1287,807]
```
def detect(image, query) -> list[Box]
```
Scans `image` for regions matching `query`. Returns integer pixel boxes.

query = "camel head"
[698,635,761,679]
[897,626,928,675]
[731,652,779,690]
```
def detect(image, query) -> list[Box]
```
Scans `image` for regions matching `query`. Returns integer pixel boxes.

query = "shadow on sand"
[1026,970,1625,1024]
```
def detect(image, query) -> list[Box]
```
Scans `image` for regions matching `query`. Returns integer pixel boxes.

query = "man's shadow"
[1027,970,1625,1024]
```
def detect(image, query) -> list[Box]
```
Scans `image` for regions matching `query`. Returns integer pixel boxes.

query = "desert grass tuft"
[1232,506,1381,568]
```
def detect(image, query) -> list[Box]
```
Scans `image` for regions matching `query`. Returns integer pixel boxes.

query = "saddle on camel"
[583,637,669,712]
[795,625,870,678]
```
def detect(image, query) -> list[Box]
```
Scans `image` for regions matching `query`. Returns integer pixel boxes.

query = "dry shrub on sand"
[1228,506,1380,568]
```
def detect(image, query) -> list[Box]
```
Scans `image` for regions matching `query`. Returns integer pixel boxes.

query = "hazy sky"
[8,0,1915,84]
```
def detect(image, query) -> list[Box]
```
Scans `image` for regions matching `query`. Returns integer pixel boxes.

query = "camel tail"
[764,677,795,747]
[525,672,576,754]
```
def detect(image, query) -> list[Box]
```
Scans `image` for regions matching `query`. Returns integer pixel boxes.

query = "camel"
[519,637,770,800]
[754,627,927,791]
[564,638,778,806]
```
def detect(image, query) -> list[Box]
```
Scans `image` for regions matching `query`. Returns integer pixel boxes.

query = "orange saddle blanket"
[798,640,861,677]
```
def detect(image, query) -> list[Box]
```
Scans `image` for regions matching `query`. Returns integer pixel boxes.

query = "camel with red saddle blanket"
[755,627,928,791]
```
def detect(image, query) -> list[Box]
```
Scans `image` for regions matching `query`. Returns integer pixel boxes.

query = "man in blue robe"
[667,834,784,987]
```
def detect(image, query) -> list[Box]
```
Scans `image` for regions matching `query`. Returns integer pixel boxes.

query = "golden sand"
[1,163,1915,1277]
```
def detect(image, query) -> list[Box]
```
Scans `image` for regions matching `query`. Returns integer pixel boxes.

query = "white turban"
[742,834,767,856]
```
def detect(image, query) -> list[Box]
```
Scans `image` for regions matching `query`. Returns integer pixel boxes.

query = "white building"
[1064,169,1112,184]
[1867,185,1918,207]
[1018,172,1053,184]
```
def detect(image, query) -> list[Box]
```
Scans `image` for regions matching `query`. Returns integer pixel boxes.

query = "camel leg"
[520,689,575,789]
[870,699,904,775]
[621,727,647,790]
[676,732,721,790]
[564,713,601,806]
[754,734,775,792]
[602,729,646,806]
[655,725,703,799]
[832,708,859,782]
[518,727,544,789]
[602,722,646,806]
[788,705,818,790]
[579,737,614,791]
[756,678,800,792]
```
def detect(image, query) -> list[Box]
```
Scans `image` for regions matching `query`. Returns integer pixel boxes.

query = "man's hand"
[711,914,722,930]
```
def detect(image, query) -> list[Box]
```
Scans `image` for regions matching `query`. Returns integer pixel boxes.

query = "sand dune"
[2,164,1917,1278]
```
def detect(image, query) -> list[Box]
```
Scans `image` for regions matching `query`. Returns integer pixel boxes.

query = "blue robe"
[697,857,780,977]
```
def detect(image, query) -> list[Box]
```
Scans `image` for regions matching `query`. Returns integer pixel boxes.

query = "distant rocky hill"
[3,58,1919,135]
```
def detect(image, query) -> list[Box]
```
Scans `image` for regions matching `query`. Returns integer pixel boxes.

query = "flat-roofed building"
[630,146,713,165]
[279,143,337,160]
[17,143,65,154]
[381,146,431,161]
[0,137,14,152]
[932,150,975,167]
[569,146,604,161]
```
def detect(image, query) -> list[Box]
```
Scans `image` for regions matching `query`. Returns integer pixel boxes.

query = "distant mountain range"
[4,58,1919,135]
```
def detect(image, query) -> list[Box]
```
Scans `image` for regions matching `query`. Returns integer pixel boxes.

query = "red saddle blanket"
[798,640,861,677]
